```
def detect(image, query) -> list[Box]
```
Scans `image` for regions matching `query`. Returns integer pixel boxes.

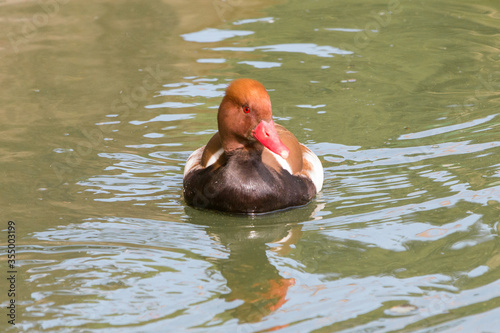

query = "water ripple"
[212,43,353,58]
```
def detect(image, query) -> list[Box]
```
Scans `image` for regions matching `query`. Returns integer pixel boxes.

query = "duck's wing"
[184,132,225,177]
[262,124,323,193]
[299,144,323,193]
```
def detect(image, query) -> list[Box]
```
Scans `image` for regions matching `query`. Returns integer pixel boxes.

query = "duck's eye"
[243,105,251,113]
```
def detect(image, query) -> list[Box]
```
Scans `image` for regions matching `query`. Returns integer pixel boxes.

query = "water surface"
[1,0,500,332]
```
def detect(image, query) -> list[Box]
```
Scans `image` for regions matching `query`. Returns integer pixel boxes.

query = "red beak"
[252,120,289,159]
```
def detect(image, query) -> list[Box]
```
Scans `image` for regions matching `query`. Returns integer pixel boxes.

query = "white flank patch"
[302,145,324,193]
[205,147,224,168]
[267,149,293,174]
[183,146,205,177]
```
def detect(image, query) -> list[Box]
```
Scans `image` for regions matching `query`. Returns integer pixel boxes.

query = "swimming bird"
[183,78,323,213]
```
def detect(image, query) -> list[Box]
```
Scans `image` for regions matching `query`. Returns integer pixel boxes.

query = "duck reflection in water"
[185,205,322,324]
[212,222,300,323]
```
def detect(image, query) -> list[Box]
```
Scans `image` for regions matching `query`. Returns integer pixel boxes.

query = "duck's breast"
[183,150,316,213]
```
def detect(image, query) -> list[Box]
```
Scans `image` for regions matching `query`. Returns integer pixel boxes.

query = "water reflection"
[185,204,322,324]
[209,223,298,323]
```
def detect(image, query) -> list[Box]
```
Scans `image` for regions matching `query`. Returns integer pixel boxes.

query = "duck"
[183,78,323,214]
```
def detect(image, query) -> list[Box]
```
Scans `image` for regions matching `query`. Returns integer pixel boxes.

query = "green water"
[1,0,500,332]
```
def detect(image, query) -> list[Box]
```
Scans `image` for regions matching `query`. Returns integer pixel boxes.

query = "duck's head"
[217,79,289,159]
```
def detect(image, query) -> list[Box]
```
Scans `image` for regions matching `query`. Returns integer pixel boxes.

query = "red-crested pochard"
[183,79,323,213]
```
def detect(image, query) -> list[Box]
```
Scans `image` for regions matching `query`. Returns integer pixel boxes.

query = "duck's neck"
[223,140,264,158]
